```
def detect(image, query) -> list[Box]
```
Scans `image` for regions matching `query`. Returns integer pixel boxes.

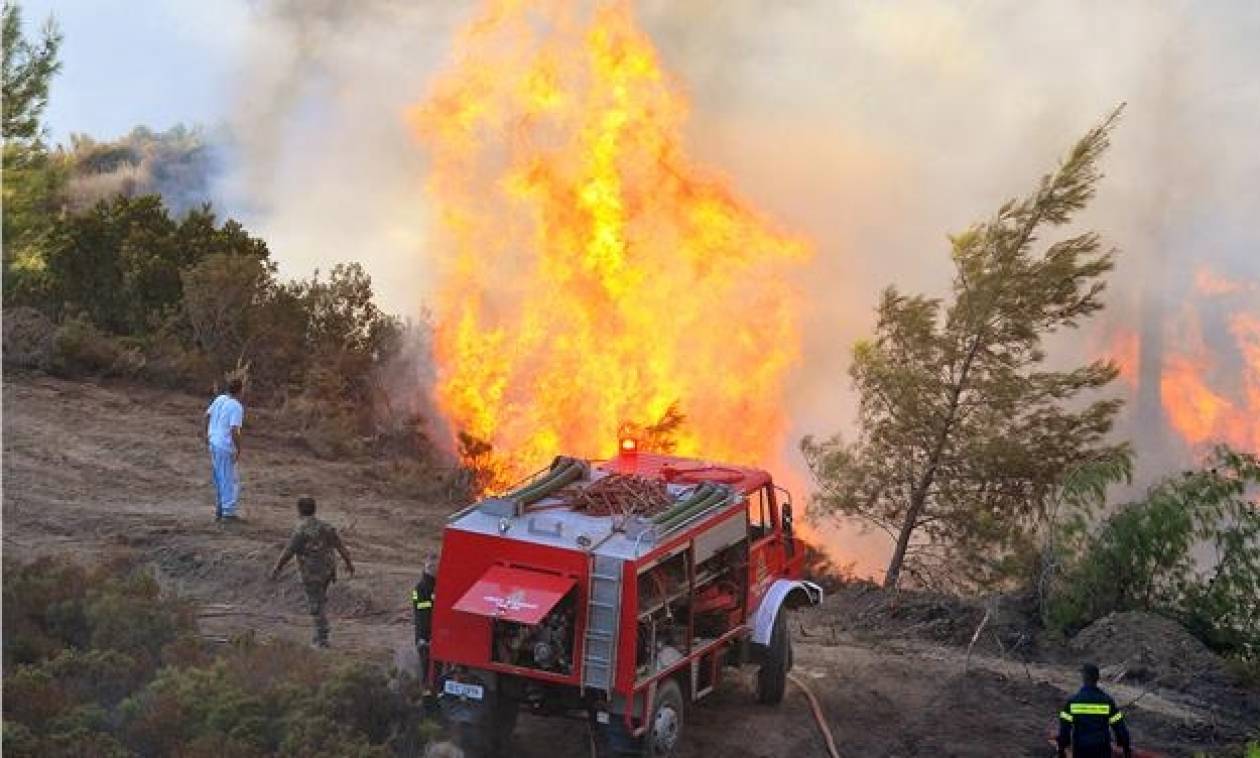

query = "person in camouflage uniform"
[270,496,355,647]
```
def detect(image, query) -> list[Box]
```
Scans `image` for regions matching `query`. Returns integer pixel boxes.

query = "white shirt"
[206,394,245,451]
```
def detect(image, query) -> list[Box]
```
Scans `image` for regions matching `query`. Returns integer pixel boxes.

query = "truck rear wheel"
[642,679,684,757]
[755,610,790,704]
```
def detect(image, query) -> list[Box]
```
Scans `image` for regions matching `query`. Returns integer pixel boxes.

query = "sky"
[23,0,248,144]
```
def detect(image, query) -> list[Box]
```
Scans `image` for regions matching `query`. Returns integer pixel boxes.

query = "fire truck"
[428,440,822,756]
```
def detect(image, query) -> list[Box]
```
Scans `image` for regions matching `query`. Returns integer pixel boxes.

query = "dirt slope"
[4,374,1255,757]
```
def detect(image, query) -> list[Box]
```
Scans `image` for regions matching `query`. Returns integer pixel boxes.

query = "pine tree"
[803,107,1128,589]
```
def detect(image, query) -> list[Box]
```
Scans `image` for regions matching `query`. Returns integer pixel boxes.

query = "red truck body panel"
[432,529,589,685]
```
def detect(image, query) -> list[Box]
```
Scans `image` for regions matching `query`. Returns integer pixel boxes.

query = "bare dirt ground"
[4,373,1257,757]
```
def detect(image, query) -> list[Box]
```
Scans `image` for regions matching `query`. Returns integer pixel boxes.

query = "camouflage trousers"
[303,578,332,646]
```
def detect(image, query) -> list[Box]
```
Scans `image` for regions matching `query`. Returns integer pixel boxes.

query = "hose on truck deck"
[651,482,717,524]
[510,457,585,506]
[655,489,728,531]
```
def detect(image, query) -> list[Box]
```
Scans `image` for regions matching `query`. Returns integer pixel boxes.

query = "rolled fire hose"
[652,483,718,524]
[650,483,720,526]
[656,489,728,530]
[510,458,585,505]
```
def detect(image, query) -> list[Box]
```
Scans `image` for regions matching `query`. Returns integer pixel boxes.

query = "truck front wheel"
[642,679,684,757]
[755,610,790,704]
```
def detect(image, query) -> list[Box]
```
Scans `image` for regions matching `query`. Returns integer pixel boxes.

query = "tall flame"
[411,1,810,486]
[1113,267,1260,453]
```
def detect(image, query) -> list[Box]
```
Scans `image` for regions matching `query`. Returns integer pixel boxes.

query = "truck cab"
[428,446,822,756]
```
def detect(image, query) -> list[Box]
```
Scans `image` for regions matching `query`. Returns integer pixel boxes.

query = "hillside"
[3,373,1256,757]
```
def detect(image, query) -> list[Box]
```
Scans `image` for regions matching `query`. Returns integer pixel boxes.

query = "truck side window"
[747,487,768,540]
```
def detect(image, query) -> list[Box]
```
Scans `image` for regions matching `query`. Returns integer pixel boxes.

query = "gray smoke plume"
[61,125,221,216]
[225,1,1260,572]
[220,0,470,313]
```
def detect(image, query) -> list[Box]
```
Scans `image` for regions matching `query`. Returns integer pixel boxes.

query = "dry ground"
[4,373,1256,757]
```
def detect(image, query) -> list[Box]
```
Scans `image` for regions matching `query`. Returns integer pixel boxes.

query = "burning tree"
[804,107,1128,590]
[411,2,809,485]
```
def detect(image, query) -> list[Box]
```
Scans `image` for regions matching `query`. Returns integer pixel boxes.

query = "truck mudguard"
[750,579,824,646]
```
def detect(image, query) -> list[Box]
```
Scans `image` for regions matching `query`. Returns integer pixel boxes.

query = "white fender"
[750,579,823,646]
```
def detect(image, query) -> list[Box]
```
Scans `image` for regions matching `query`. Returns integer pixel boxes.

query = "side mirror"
[781,502,794,535]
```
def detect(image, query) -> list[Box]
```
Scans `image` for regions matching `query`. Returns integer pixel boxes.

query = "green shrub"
[3,665,68,726]
[1,305,56,369]
[3,554,191,667]
[86,572,190,663]
[48,314,144,377]
[4,546,435,756]
[4,556,94,663]
[315,662,402,744]
[41,648,148,707]
[1048,447,1260,659]
[120,662,270,752]
[275,715,387,758]
[139,326,216,392]
[1,721,40,757]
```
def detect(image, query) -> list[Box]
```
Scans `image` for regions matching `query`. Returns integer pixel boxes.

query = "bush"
[48,314,144,377]
[41,195,268,335]
[181,252,281,377]
[42,648,148,707]
[3,554,192,668]
[139,328,216,391]
[3,555,439,756]
[120,663,271,752]
[1048,447,1260,660]
[1,305,56,369]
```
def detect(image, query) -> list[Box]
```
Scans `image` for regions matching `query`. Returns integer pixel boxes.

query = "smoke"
[220,0,470,313]
[632,0,1260,569]
[61,125,222,216]
[224,1,1260,574]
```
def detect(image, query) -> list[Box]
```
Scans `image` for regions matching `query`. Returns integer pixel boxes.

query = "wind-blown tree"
[803,108,1128,590]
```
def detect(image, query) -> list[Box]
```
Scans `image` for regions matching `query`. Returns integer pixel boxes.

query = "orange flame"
[410,2,810,486]
[1159,311,1260,452]
[1194,266,1256,297]
[1107,328,1140,389]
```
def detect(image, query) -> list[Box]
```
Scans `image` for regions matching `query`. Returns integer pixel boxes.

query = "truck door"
[745,485,782,609]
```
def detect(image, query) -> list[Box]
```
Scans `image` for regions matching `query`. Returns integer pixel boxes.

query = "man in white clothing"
[205,377,245,521]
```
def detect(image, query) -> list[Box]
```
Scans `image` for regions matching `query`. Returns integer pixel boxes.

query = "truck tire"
[755,610,789,704]
[642,679,684,757]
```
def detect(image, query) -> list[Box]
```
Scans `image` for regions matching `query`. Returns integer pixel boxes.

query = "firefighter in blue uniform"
[1057,663,1132,758]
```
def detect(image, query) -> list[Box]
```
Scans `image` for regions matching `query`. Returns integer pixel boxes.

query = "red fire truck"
[428,441,822,756]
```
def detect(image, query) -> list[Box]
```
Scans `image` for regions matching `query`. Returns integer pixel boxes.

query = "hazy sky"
[22,1,249,143]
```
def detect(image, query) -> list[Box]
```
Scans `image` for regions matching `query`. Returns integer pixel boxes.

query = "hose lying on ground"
[583,672,841,758]
[789,672,841,758]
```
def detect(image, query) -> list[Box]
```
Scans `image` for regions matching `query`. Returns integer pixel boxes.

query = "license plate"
[443,680,484,700]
